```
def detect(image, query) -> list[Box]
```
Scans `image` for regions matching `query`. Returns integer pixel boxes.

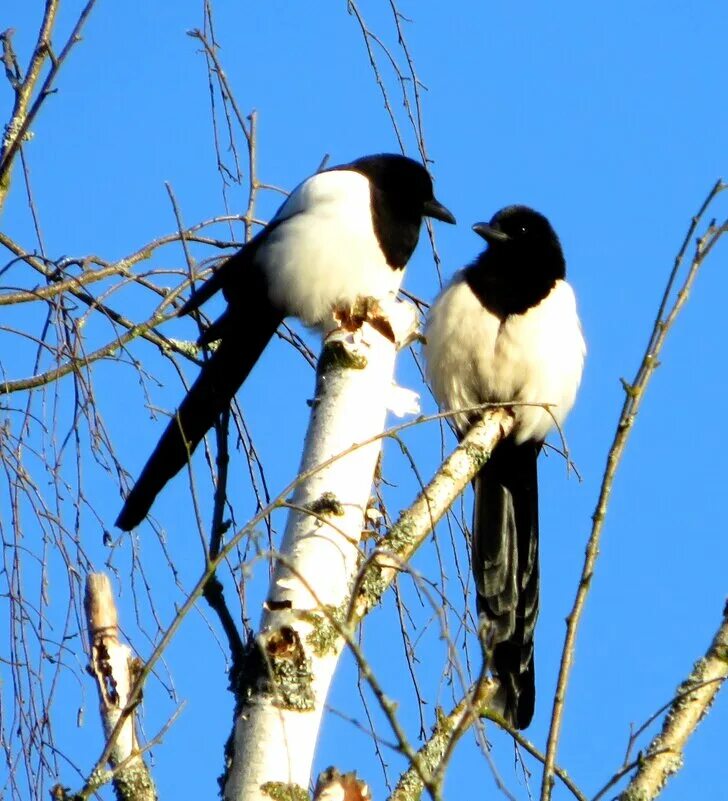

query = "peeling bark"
[84,573,157,801]
[314,767,371,801]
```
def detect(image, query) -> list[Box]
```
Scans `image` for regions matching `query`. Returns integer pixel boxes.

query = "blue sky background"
[2,2,727,800]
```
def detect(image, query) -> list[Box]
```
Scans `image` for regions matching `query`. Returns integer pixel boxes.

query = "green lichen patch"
[464,441,493,469]
[318,339,368,374]
[386,514,418,554]
[304,605,349,657]
[263,627,316,711]
[355,561,386,609]
[113,763,158,801]
[261,781,309,801]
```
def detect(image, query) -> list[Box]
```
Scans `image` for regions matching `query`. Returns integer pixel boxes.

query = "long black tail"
[115,302,283,531]
[472,439,540,729]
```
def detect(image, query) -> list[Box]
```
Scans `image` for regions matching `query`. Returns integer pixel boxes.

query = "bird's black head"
[338,153,456,269]
[466,205,566,316]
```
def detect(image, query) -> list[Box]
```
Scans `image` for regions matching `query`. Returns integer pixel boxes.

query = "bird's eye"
[520,225,528,234]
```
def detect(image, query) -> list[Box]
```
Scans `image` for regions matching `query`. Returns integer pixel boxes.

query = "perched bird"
[424,205,585,728]
[116,154,455,531]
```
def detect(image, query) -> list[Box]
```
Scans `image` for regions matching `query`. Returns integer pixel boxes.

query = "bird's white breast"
[261,170,402,328]
[425,275,585,443]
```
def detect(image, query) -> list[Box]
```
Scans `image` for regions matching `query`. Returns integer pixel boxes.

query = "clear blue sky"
[2,2,727,800]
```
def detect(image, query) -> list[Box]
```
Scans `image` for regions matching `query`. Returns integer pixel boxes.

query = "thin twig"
[0,1,100,204]
[539,180,727,801]
[73,404,514,799]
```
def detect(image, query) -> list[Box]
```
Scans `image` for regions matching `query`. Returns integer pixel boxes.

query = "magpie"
[116,154,455,531]
[424,205,585,728]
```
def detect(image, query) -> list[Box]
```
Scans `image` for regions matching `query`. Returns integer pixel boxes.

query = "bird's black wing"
[472,439,540,729]
[179,222,282,318]
[115,260,283,530]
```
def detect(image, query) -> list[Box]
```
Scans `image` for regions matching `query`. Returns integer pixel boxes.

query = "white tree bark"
[84,572,157,801]
[224,300,418,801]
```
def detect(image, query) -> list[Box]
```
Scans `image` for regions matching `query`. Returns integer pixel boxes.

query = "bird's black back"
[334,154,435,269]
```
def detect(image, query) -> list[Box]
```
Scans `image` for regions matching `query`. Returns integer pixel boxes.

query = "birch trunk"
[224,301,418,801]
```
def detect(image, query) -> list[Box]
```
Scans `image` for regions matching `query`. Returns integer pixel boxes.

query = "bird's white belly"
[263,216,401,328]
[425,275,585,442]
[260,170,403,328]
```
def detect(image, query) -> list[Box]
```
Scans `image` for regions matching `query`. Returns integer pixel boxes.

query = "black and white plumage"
[424,205,585,728]
[115,154,455,531]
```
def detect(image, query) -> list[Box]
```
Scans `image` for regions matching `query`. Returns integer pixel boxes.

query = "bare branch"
[84,573,157,801]
[389,678,496,801]
[350,408,515,625]
[616,603,728,801]
[540,180,728,800]
[0,1,100,208]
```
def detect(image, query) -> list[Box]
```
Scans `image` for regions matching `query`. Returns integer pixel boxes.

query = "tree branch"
[0,1,99,209]
[617,602,728,801]
[540,179,727,800]
[350,408,514,624]
[82,573,157,801]
[389,677,497,801]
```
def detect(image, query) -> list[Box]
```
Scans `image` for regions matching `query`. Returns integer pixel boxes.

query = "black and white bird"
[424,205,585,728]
[116,153,455,531]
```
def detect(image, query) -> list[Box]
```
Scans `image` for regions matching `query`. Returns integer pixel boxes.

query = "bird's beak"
[472,222,510,243]
[423,198,456,224]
